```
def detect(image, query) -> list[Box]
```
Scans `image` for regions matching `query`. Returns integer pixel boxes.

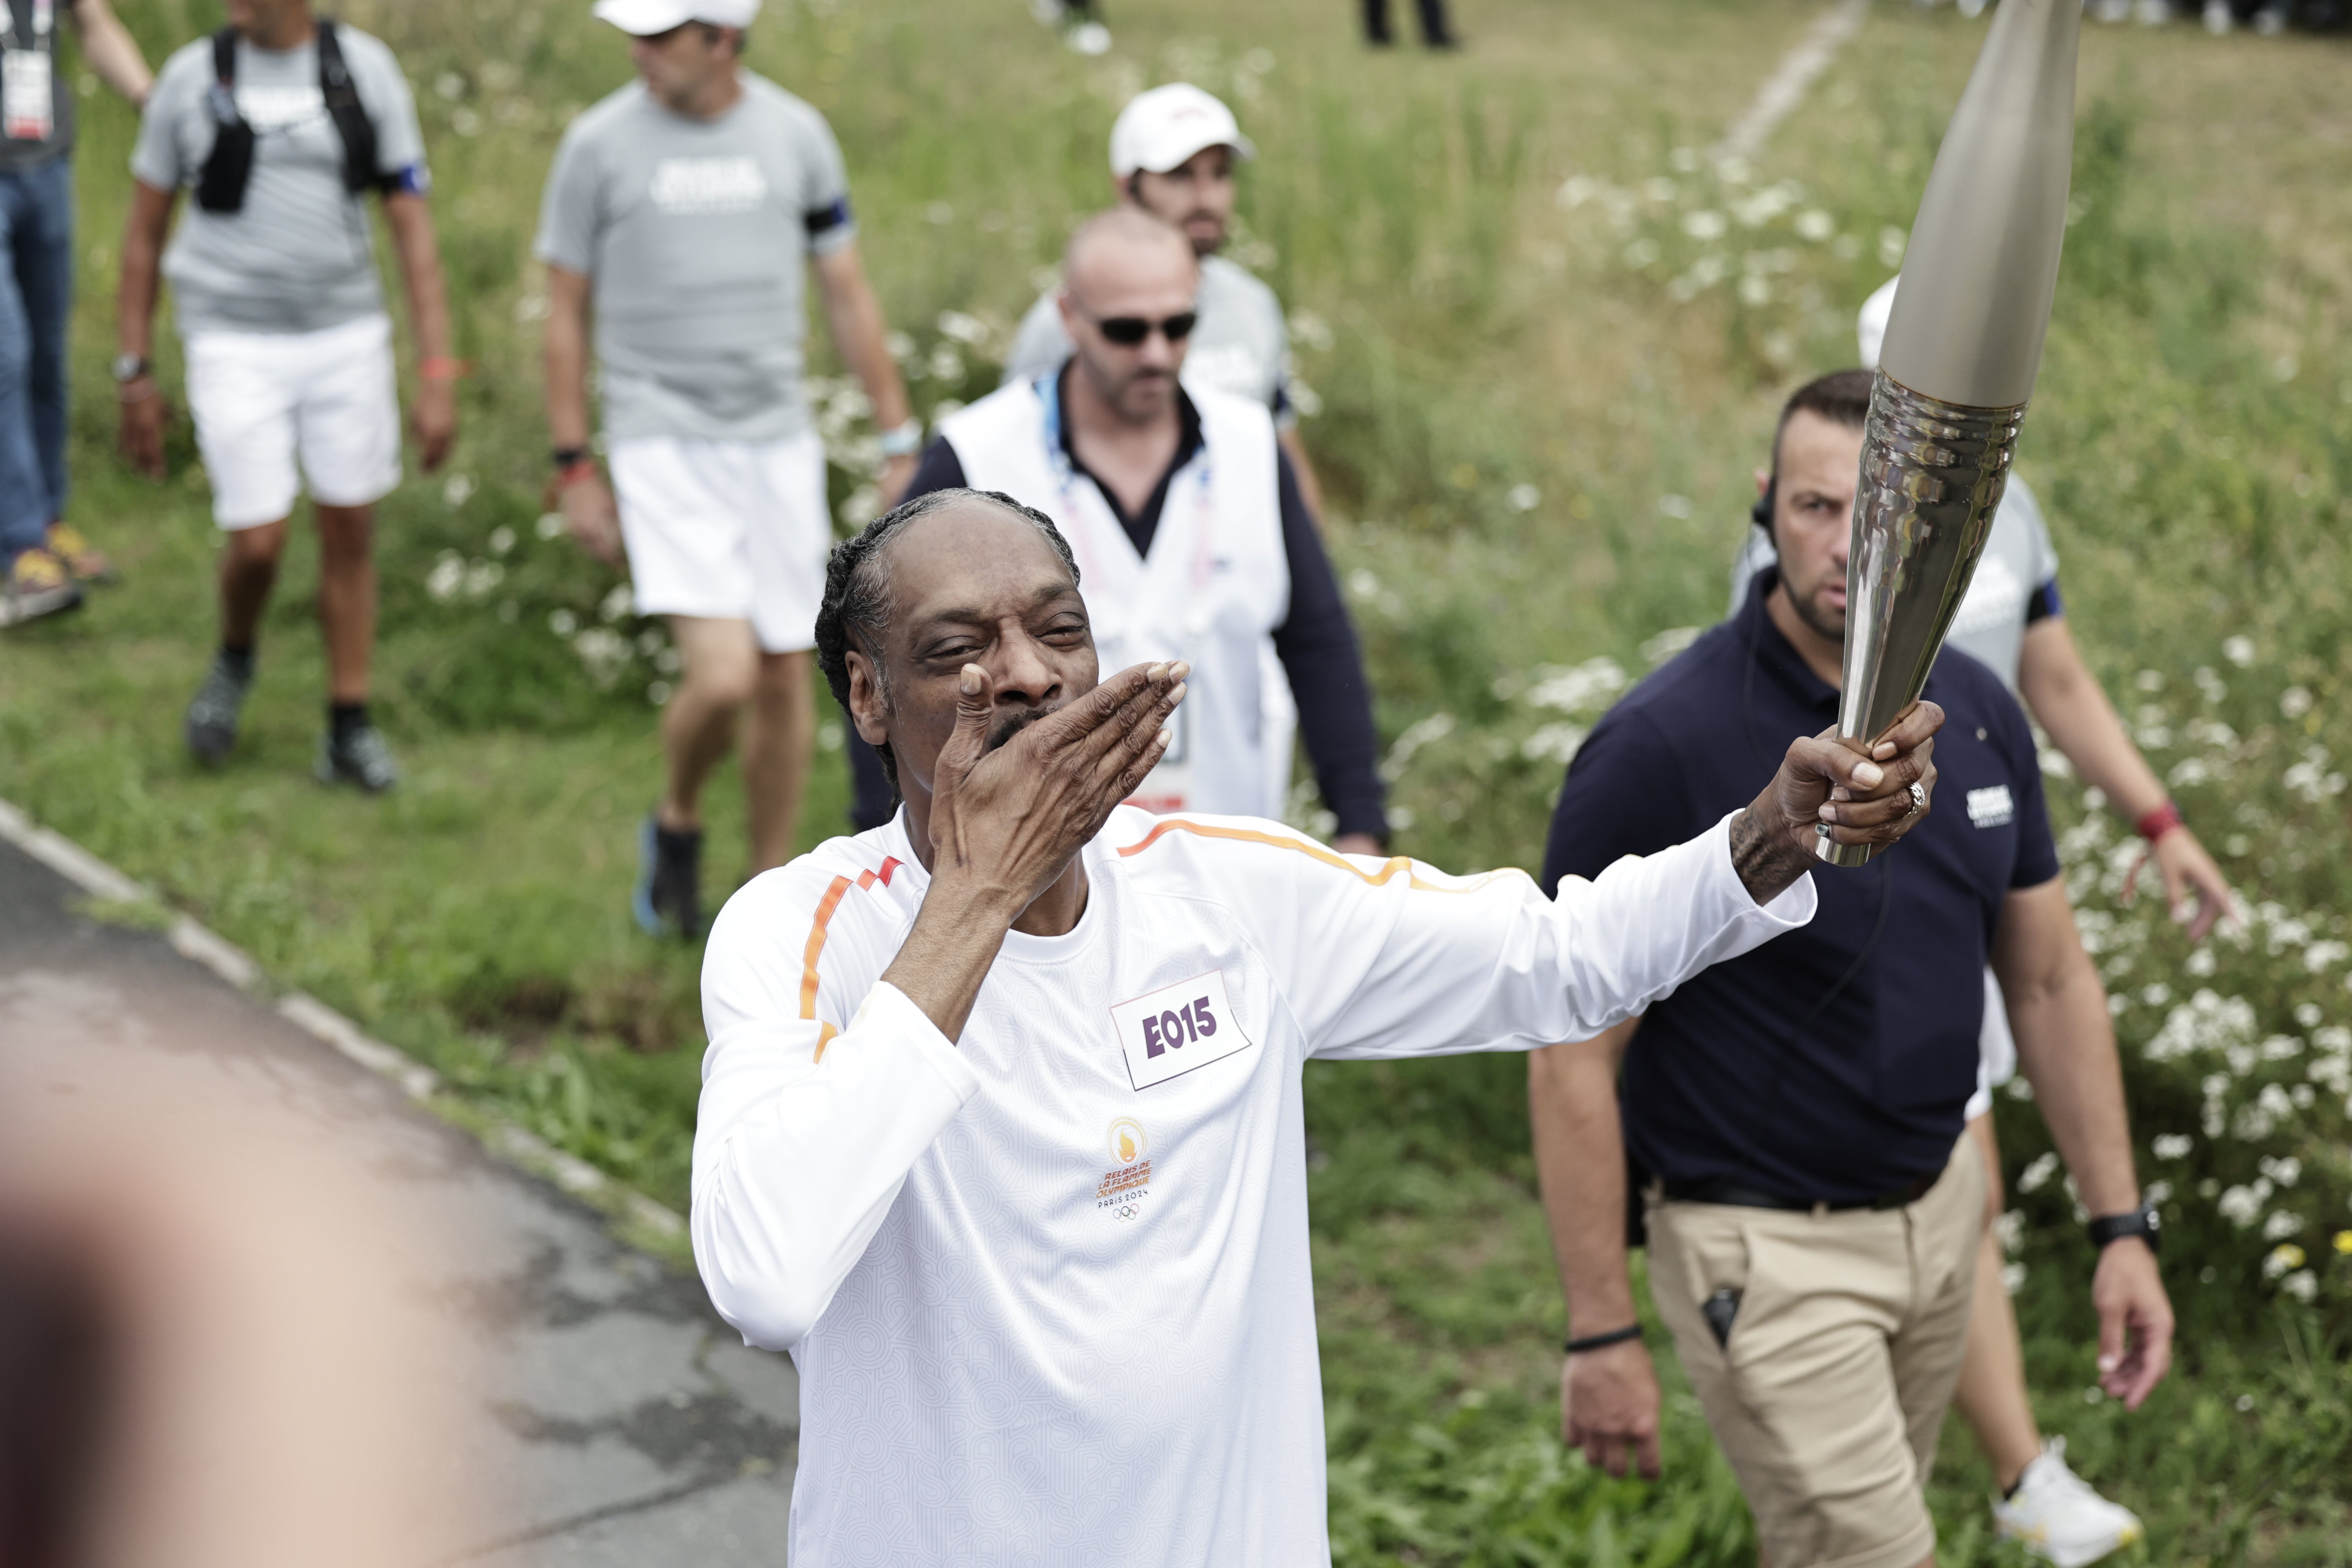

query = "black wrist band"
[552,445,588,469]
[1564,1323,1642,1355]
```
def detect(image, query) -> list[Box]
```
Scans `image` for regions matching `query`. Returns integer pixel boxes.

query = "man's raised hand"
[925,659,1188,915]
[1730,700,1945,904]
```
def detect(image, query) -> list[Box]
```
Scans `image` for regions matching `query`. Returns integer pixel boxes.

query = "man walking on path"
[1532,371,2172,1568]
[117,0,456,789]
[850,209,1386,853]
[0,0,151,628]
[539,0,919,941]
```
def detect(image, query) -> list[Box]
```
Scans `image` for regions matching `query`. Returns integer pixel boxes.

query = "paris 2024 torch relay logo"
[1097,1118,1151,1224]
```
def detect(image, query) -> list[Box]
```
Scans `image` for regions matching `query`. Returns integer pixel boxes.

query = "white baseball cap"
[1109,83,1256,178]
[1857,274,1900,369]
[592,0,760,36]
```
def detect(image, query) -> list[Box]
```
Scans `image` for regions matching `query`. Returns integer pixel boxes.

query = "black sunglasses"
[1093,311,1198,347]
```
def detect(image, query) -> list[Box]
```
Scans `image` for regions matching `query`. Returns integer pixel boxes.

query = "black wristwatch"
[2087,1201,2162,1255]
[551,445,590,470]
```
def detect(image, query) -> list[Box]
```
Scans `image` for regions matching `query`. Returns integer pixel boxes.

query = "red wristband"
[2136,800,2185,843]
[554,459,599,489]
[419,357,470,381]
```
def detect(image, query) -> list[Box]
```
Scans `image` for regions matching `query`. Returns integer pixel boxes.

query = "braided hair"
[814,487,1082,802]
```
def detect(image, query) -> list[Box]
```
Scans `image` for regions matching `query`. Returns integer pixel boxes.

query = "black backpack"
[194,18,385,214]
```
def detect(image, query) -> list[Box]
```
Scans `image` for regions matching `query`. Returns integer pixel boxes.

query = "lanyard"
[1034,374,1219,615]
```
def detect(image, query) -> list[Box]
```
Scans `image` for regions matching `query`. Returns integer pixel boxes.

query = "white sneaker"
[1993,1438,2146,1568]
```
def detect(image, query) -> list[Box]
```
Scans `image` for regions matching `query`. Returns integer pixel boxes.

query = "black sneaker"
[633,814,704,940]
[315,722,401,792]
[185,652,255,764]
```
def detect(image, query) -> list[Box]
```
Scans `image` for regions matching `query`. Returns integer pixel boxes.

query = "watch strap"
[2087,1203,2161,1254]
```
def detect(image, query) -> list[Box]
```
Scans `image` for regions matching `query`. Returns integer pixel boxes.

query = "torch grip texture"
[1817,372,2026,867]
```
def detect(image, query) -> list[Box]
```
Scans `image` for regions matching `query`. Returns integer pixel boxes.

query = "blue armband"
[389,164,432,197]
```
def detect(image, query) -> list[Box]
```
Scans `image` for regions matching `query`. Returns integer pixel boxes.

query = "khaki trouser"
[1645,1135,1986,1568]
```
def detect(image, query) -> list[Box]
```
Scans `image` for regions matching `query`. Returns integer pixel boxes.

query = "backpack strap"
[193,25,256,214]
[314,17,385,196]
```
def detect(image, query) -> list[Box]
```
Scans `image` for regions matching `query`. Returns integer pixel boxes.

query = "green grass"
[6,0,2352,1559]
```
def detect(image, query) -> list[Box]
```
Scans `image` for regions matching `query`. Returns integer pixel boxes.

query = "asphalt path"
[0,831,798,1564]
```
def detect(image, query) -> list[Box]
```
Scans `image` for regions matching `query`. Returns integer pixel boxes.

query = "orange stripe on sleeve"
[1114,818,1512,894]
[799,856,904,1062]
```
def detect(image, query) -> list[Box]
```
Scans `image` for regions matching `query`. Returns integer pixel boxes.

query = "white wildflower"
[2264,1210,2307,1241]
[548,609,577,636]
[2223,635,2256,667]
[2145,1180,2173,1205]
[1507,484,1541,512]
[1657,494,1694,519]
[2218,1183,2268,1227]
[535,512,565,540]
[599,584,633,623]
[462,560,503,599]
[2262,1242,2303,1278]
[2280,685,2314,719]
[1522,724,1588,766]
[2151,1133,2194,1160]
[443,472,477,508]
[487,526,516,557]
[2283,1270,2318,1302]
[425,552,465,602]
[2000,1261,2027,1296]
[2296,1002,2326,1027]
[2018,1152,2060,1194]
[936,310,989,346]
[1794,209,1835,242]
[2259,1156,2303,1187]
[1526,657,1628,714]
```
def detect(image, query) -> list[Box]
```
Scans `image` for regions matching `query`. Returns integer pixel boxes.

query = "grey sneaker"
[185,652,255,764]
[0,547,83,629]
[316,723,401,792]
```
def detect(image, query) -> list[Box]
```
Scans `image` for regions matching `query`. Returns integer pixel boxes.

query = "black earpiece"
[1750,477,1776,532]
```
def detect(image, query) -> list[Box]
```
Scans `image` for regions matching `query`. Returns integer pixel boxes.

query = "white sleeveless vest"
[940,378,1294,818]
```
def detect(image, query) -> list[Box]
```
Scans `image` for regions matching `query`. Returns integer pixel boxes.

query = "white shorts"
[1964,966,2019,1122]
[184,313,402,530]
[608,430,831,654]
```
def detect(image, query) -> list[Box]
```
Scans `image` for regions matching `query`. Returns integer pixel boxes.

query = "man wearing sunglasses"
[848,208,1386,856]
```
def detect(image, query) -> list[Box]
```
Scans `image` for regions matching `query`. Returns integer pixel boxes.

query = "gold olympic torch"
[1819,0,2082,867]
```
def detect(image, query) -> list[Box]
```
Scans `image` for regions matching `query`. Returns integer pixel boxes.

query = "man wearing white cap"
[537,0,919,940]
[1714,276,2232,1564]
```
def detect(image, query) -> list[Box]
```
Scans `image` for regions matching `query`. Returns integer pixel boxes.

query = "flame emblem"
[1107,1117,1147,1165]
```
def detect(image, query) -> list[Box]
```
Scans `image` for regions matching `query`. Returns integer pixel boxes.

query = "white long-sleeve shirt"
[693,806,1813,1567]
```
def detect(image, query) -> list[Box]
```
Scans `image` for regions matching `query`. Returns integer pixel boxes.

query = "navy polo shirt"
[1539,570,2062,1204]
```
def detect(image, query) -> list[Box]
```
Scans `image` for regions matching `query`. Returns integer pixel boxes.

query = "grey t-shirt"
[131,26,426,336]
[0,0,76,173]
[1729,475,2061,691]
[1002,252,1295,427]
[534,75,856,445]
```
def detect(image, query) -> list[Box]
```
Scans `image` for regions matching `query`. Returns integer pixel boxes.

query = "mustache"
[986,706,1052,753]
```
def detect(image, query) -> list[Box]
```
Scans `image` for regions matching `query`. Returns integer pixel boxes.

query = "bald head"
[1063,206,1197,295]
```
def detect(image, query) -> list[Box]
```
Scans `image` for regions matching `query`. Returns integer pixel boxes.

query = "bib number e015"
[1110,967,1252,1090]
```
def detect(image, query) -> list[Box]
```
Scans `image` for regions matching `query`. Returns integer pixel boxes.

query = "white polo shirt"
[693,805,1813,1566]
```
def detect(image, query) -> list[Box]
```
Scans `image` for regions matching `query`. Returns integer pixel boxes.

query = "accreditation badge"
[2,48,53,142]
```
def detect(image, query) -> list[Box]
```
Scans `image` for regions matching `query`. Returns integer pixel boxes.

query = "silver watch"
[111,353,153,384]
[877,417,924,459]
